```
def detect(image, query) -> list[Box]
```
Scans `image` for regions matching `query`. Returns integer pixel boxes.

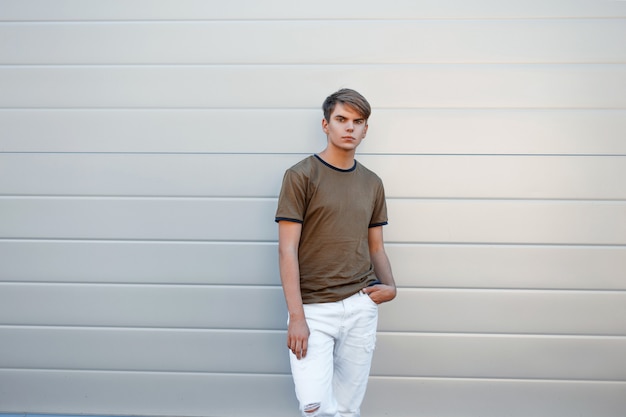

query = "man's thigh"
[289,302,340,413]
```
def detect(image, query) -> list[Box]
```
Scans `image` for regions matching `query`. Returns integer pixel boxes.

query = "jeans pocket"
[360,289,379,307]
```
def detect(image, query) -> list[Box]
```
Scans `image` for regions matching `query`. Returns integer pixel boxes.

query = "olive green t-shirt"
[275,155,388,303]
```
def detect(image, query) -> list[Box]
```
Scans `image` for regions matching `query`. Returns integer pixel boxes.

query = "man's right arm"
[278,220,309,360]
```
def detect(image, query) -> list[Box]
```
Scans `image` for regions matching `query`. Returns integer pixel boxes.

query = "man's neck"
[318,148,355,170]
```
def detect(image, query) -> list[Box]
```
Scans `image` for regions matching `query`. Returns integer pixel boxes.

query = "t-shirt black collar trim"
[313,154,357,172]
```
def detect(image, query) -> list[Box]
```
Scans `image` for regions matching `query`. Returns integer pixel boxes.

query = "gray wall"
[1,1,625,416]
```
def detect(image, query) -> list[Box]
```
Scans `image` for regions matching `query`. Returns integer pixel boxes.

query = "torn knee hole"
[304,402,321,414]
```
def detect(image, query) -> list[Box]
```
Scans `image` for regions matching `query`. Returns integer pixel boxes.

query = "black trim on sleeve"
[275,217,304,224]
[368,221,388,228]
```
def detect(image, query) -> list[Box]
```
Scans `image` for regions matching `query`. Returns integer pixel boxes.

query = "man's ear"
[322,118,329,134]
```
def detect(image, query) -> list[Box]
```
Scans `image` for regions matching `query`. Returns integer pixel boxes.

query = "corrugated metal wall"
[1,1,625,416]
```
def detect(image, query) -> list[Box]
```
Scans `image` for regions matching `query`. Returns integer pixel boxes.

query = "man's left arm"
[363,225,397,304]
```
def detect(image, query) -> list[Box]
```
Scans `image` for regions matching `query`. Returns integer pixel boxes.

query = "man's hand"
[287,316,310,360]
[362,284,396,304]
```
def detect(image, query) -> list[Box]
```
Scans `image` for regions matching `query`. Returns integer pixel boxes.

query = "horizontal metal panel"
[1,0,624,20]
[0,327,290,373]
[3,20,625,64]
[389,244,626,290]
[364,378,626,417]
[1,65,625,108]
[371,155,626,199]
[0,369,298,417]
[1,284,625,335]
[2,241,625,291]
[2,154,625,200]
[373,333,626,380]
[381,288,626,335]
[386,199,626,245]
[1,328,625,380]
[0,284,288,330]
[0,153,292,198]
[1,197,624,244]
[3,109,625,154]
[1,370,624,417]
[0,197,277,241]
[0,241,281,285]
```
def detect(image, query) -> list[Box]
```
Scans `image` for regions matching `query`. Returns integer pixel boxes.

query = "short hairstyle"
[322,88,371,122]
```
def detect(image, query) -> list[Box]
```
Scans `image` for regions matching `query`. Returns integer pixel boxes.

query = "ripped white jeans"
[289,290,378,417]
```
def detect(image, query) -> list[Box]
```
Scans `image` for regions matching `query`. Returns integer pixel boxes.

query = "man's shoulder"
[355,160,383,184]
[285,155,317,175]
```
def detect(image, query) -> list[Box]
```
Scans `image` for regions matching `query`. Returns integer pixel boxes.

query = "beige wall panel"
[0,241,280,285]
[0,197,277,241]
[2,65,625,108]
[3,154,625,199]
[1,0,624,20]
[3,241,625,290]
[1,370,624,417]
[0,370,298,417]
[2,327,624,380]
[0,327,290,373]
[362,109,626,155]
[0,153,292,198]
[1,284,624,335]
[389,244,626,290]
[365,155,626,199]
[1,198,624,244]
[3,109,625,155]
[363,378,626,417]
[372,333,626,380]
[381,288,626,335]
[0,109,323,154]
[0,284,287,329]
[3,20,625,65]
[386,199,626,245]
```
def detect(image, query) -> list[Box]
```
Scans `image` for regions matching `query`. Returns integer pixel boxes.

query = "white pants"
[289,290,379,417]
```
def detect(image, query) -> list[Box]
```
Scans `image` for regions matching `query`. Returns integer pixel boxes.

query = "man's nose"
[346,121,354,131]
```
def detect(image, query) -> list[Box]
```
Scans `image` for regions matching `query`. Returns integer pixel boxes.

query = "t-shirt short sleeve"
[275,168,306,224]
[369,182,388,228]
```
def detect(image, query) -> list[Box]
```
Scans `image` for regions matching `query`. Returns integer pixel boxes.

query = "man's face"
[322,103,368,153]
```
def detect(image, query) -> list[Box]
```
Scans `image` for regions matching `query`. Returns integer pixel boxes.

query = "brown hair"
[322,88,371,122]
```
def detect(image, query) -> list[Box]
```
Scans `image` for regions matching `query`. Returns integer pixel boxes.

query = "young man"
[275,88,396,417]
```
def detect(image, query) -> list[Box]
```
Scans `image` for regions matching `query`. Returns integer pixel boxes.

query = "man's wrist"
[289,311,306,321]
